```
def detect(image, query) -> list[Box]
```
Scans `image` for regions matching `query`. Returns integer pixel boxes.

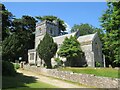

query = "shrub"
[37,33,57,69]
[14,63,20,69]
[54,57,63,68]
[58,36,83,67]
[95,61,101,67]
[2,61,16,76]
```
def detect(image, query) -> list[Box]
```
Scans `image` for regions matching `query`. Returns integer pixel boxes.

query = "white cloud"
[64,22,71,34]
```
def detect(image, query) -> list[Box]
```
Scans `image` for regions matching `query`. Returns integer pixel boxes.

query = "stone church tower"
[35,20,59,49]
[28,20,60,66]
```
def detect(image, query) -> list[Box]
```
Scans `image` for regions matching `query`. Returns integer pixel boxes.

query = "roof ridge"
[53,32,76,39]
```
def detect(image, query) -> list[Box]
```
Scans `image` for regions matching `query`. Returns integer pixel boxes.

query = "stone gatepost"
[20,61,25,68]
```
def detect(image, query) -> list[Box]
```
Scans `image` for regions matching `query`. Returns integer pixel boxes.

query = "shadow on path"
[2,72,38,89]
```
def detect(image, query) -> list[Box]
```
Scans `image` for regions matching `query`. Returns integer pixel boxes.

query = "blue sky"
[3,2,108,32]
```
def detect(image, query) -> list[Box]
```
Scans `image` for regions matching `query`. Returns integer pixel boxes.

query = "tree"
[12,15,37,55]
[0,4,13,41]
[93,28,105,43]
[58,36,83,66]
[36,15,66,34]
[37,33,57,69]
[2,15,37,62]
[2,34,16,61]
[2,32,30,62]
[71,23,95,35]
[12,15,36,33]
[100,2,120,67]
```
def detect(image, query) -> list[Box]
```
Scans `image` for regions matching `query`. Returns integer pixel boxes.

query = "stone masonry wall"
[23,65,119,88]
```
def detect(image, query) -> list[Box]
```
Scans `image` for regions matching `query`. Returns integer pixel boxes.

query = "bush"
[58,36,83,67]
[95,61,101,67]
[54,58,63,68]
[14,63,20,69]
[37,33,57,69]
[2,61,16,76]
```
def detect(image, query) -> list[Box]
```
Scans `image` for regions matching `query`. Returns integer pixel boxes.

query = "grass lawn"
[2,73,58,90]
[59,67,120,78]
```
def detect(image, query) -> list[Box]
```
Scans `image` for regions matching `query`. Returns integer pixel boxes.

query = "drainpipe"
[103,54,106,67]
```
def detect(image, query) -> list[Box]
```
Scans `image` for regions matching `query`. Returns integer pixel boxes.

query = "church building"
[28,20,105,67]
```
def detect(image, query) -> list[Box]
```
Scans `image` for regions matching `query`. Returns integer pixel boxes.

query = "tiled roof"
[77,33,96,43]
[53,32,97,45]
[53,32,76,44]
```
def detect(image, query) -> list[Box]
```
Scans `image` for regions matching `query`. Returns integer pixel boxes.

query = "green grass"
[59,67,120,78]
[2,72,58,90]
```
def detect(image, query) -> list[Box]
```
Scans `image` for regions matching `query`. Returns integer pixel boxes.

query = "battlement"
[35,20,59,37]
[36,20,58,27]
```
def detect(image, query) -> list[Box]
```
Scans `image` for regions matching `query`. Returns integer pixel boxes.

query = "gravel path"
[17,69,89,88]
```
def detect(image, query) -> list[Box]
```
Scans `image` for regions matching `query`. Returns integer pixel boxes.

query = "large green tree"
[12,15,36,32]
[2,15,37,62]
[100,2,120,67]
[36,15,66,34]
[0,4,13,41]
[58,36,83,66]
[12,15,37,51]
[37,33,57,69]
[71,23,95,35]
[2,32,31,61]
[93,28,105,43]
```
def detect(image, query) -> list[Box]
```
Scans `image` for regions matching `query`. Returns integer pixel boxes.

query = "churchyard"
[59,67,119,78]
[1,2,120,89]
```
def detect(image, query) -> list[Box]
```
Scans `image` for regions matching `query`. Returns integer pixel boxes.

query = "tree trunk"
[44,59,52,69]
[47,63,52,69]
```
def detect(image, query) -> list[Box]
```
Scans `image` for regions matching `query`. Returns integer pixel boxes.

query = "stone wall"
[23,65,119,88]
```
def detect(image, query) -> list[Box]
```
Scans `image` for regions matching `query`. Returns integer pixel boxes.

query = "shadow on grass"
[2,72,38,89]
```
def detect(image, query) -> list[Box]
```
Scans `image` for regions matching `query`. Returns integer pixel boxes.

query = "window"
[39,28,42,33]
[30,53,34,60]
[50,28,53,34]
[58,44,61,48]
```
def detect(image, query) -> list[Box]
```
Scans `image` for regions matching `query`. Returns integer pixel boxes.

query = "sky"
[3,2,108,32]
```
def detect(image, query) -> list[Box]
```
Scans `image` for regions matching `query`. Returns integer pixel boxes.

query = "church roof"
[53,32,97,45]
[77,33,96,44]
[28,49,36,52]
[53,32,76,44]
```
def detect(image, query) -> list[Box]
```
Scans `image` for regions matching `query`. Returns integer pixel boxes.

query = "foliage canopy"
[71,23,95,36]
[100,2,120,67]
[58,36,83,66]
[37,33,57,68]
[2,14,37,62]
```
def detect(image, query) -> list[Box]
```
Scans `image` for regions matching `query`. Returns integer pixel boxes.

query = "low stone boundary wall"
[23,65,119,88]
